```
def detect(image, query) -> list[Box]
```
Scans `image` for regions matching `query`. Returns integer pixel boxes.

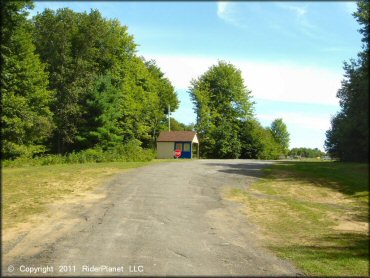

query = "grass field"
[2,160,173,230]
[228,161,369,276]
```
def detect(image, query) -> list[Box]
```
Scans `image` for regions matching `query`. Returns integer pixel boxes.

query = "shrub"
[3,141,155,167]
[38,154,67,165]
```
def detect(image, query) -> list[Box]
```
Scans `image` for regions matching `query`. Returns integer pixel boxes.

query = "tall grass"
[3,141,155,168]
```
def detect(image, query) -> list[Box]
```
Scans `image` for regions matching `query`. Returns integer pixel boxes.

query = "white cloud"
[275,3,320,39]
[278,4,307,17]
[144,54,215,89]
[143,53,342,106]
[145,53,339,150]
[217,2,320,39]
[256,112,333,150]
[239,62,341,105]
[217,1,229,18]
[216,2,246,28]
[257,112,330,132]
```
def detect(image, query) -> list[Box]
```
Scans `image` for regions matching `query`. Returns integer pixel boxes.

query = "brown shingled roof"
[157,131,197,142]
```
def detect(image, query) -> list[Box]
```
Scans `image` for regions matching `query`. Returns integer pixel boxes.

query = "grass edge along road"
[227,161,369,276]
[2,160,176,233]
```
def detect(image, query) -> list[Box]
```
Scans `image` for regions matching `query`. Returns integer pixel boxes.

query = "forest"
[2,1,179,162]
[1,0,291,164]
[2,1,367,163]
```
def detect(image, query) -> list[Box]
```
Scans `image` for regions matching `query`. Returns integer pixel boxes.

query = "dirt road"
[3,159,302,276]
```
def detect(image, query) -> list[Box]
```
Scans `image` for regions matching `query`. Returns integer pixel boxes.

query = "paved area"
[3,159,303,276]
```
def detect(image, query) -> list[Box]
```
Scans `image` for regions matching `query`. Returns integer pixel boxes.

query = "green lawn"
[228,161,369,276]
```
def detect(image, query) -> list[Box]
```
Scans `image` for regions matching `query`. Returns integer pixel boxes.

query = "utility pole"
[168,104,171,131]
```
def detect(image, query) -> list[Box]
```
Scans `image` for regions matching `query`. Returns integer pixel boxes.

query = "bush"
[3,140,156,167]
[2,142,47,160]
[110,139,155,162]
[66,148,106,164]
[38,154,67,165]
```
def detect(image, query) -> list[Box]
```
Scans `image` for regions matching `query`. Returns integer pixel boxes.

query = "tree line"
[325,0,369,162]
[2,1,178,160]
[289,148,325,159]
[189,61,290,159]
[2,1,292,162]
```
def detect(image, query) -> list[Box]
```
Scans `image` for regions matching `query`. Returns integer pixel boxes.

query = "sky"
[30,1,363,151]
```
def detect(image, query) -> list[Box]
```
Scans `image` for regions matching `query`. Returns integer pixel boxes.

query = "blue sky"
[30,1,362,151]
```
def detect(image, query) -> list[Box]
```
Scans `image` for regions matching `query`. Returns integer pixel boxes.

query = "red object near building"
[174,149,182,158]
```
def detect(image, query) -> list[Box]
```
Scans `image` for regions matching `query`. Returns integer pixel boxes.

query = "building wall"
[157,142,174,159]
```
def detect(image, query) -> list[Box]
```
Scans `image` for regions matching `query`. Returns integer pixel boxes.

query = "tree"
[33,9,178,153]
[143,58,179,147]
[189,61,254,158]
[325,0,369,162]
[33,8,86,153]
[76,73,124,150]
[165,118,194,131]
[289,147,325,158]
[1,0,54,159]
[270,118,290,155]
[144,59,179,114]
[33,8,138,153]
[239,119,281,160]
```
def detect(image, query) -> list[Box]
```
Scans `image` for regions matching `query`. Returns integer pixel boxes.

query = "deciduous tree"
[1,0,54,159]
[325,0,369,162]
[270,118,290,155]
[189,61,254,158]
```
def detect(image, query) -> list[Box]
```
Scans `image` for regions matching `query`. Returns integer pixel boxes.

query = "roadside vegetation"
[325,0,368,162]
[228,161,369,276]
[288,147,326,159]
[3,140,155,168]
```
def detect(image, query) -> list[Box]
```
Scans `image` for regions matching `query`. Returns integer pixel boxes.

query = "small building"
[156,131,199,159]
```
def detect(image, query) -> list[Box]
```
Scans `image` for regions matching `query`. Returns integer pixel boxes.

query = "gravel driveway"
[4,159,303,276]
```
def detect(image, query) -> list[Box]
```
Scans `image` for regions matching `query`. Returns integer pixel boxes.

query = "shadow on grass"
[270,232,369,275]
[271,161,369,199]
[208,160,368,199]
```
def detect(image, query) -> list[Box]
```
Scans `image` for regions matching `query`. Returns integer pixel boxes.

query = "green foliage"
[289,147,325,158]
[189,61,254,158]
[119,56,164,149]
[77,73,124,150]
[165,118,194,131]
[325,0,369,162]
[144,59,179,114]
[354,0,369,52]
[33,8,138,153]
[3,4,178,163]
[211,120,242,158]
[3,140,155,167]
[270,118,290,155]
[239,119,281,160]
[1,0,54,159]
[3,2,307,163]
